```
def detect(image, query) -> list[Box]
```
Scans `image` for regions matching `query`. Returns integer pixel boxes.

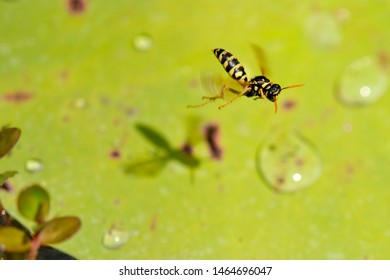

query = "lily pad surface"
[0,1,389,259]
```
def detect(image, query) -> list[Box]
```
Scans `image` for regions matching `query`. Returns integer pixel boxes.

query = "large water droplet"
[304,10,342,48]
[133,33,153,52]
[25,158,44,173]
[256,129,322,193]
[102,228,130,250]
[335,56,388,107]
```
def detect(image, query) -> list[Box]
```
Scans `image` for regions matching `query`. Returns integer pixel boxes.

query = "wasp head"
[266,84,282,102]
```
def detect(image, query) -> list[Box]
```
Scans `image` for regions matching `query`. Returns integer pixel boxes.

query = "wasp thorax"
[266,84,282,102]
[250,76,270,84]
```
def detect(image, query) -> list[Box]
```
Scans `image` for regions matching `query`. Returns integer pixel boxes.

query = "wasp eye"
[265,84,281,102]
[270,84,281,95]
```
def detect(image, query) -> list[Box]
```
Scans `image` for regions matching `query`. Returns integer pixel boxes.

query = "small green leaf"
[17,185,50,223]
[0,171,17,185]
[0,127,21,159]
[171,149,201,168]
[0,226,31,253]
[38,216,81,245]
[124,154,168,177]
[135,123,171,151]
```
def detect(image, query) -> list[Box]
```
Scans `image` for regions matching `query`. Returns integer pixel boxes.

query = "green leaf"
[0,171,17,185]
[38,216,81,245]
[135,123,171,151]
[0,226,31,253]
[17,185,50,223]
[0,127,21,159]
[124,154,168,177]
[171,149,201,168]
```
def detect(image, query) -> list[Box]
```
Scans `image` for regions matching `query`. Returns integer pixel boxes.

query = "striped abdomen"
[213,49,248,84]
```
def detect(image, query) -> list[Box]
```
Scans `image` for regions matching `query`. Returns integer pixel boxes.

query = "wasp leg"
[187,100,214,109]
[187,84,234,109]
[218,87,251,110]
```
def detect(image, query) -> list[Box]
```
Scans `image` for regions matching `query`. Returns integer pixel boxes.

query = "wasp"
[187,47,304,113]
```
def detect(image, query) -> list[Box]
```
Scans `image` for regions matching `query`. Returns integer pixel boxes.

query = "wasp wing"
[187,73,247,109]
[251,44,269,77]
[201,73,243,100]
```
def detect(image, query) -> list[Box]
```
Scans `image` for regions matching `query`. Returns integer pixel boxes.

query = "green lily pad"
[2,1,390,260]
[0,226,31,253]
[184,115,204,146]
[0,127,21,159]
[17,185,50,223]
[38,216,81,245]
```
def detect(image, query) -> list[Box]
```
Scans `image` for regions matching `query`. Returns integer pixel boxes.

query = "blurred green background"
[0,0,389,259]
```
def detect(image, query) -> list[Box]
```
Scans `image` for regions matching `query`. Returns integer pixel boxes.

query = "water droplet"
[73,98,87,109]
[133,33,153,52]
[304,10,342,48]
[256,129,322,193]
[102,228,129,250]
[335,56,388,107]
[25,158,44,173]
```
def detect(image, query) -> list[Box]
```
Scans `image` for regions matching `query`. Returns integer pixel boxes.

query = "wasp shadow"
[123,123,201,177]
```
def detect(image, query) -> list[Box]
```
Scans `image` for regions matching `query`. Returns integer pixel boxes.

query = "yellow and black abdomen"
[213,49,248,84]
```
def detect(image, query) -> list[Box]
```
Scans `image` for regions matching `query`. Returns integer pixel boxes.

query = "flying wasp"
[187,47,304,113]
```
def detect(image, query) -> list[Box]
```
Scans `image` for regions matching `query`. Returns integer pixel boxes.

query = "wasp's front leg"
[218,87,251,109]
[187,84,234,108]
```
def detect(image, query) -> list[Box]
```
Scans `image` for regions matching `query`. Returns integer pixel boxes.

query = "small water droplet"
[305,10,342,48]
[73,98,87,109]
[256,129,322,193]
[25,158,44,173]
[133,33,153,52]
[335,56,388,107]
[102,228,129,250]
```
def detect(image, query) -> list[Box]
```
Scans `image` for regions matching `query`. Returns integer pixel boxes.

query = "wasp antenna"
[281,84,304,90]
[274,100,278,113]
